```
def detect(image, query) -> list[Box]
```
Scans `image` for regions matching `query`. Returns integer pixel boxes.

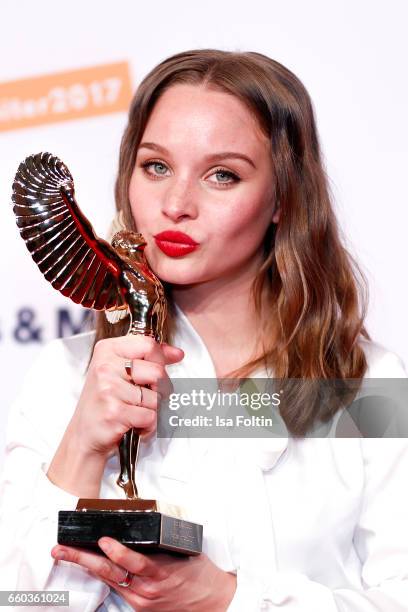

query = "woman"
[1,49,407,611]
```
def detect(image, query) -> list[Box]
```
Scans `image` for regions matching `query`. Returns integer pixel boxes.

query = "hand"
[66,335,183,457]
[51,538,237,611]
[46,335,184,497]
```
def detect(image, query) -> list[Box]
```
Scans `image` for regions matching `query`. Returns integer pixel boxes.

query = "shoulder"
[58,329,96,371]
[358,336,407,378]
[11,331,96,417]
[32,330,96,376]
[5,331,96,455]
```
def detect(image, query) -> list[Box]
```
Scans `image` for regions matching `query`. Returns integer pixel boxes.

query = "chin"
[147,258,206,285]
[154,268,205,286]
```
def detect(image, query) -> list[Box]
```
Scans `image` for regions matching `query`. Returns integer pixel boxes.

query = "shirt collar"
[161,304,289,472]
[170,303,217,378]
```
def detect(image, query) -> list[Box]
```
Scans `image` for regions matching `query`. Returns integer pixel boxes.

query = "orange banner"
[0,62,132,132]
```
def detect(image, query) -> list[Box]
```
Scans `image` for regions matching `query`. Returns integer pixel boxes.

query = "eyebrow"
[138,141,256,168]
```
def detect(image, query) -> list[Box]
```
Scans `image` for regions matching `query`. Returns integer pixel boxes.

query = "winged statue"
[12,152,167,500]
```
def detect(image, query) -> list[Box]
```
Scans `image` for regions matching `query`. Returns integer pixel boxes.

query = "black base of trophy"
[58,510,203,556]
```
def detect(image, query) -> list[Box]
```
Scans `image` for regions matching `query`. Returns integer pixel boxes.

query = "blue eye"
[210,168,240,186]
[142,161,169,176]
[140,160,240,187]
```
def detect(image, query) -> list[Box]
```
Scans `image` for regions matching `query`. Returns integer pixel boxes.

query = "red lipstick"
[154,230,199,257]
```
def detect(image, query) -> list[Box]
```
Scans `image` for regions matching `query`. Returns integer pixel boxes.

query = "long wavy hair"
[94,49,371,435]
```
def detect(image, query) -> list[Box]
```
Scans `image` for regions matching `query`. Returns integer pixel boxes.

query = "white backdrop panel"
[1,0,407,466]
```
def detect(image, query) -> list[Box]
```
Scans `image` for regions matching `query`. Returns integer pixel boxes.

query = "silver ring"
[117,569,133,588]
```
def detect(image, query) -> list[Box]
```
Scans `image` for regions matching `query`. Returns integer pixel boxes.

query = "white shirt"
[1,305,408,611]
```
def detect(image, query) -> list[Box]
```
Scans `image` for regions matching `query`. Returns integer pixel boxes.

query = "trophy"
[12,152,202,555]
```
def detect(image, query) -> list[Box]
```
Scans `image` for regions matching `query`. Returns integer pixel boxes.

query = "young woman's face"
[129,84,279,286]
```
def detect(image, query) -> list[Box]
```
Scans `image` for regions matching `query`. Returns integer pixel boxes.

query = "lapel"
[226,437,289,577]
[158,304,216,481]
[163,305,289,473]
[157,305,289,573]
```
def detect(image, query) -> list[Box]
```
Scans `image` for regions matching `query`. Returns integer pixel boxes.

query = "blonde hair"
[95,49,370,435]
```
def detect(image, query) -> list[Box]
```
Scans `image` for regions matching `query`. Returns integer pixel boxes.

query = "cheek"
[129,185,148,229]
[211,195,272,244]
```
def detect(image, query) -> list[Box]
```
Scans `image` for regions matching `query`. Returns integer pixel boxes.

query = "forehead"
[140,84,269,156]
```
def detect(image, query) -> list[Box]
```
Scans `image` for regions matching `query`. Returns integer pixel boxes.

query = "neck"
[171,255,271,376]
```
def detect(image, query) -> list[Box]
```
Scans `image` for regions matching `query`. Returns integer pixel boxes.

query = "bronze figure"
[12,152,167,500]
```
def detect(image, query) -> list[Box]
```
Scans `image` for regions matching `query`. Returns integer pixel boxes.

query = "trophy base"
[57,499,203,556]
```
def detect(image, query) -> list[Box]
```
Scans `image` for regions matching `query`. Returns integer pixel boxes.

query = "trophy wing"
[12,152,125,311]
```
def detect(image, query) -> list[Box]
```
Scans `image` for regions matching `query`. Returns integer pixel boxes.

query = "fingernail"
[53,549,66,561]
[98,538,111,554]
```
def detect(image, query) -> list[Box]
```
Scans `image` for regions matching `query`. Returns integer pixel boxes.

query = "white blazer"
[0,305,407,611]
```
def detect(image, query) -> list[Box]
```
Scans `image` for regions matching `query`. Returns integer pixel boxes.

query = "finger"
[129,359,173,398]
[94,335,163,362]
[98,538,167,579]
[115,377,159,411]
[93,338,183,384]
[137,340,183,367]
[161,343,185,365]
[51,545,127,585]
[119,403,157,432]
[128,359,165,386]
[115,335,181,366]
[103,575,161,602]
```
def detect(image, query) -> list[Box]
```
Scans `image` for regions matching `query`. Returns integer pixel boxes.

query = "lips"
[153,230,199,257]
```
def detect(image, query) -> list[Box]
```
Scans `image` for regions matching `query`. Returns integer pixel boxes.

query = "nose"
[161,177,198,222]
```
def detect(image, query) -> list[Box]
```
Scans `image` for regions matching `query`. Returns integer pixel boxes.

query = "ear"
[271,201,281,224]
